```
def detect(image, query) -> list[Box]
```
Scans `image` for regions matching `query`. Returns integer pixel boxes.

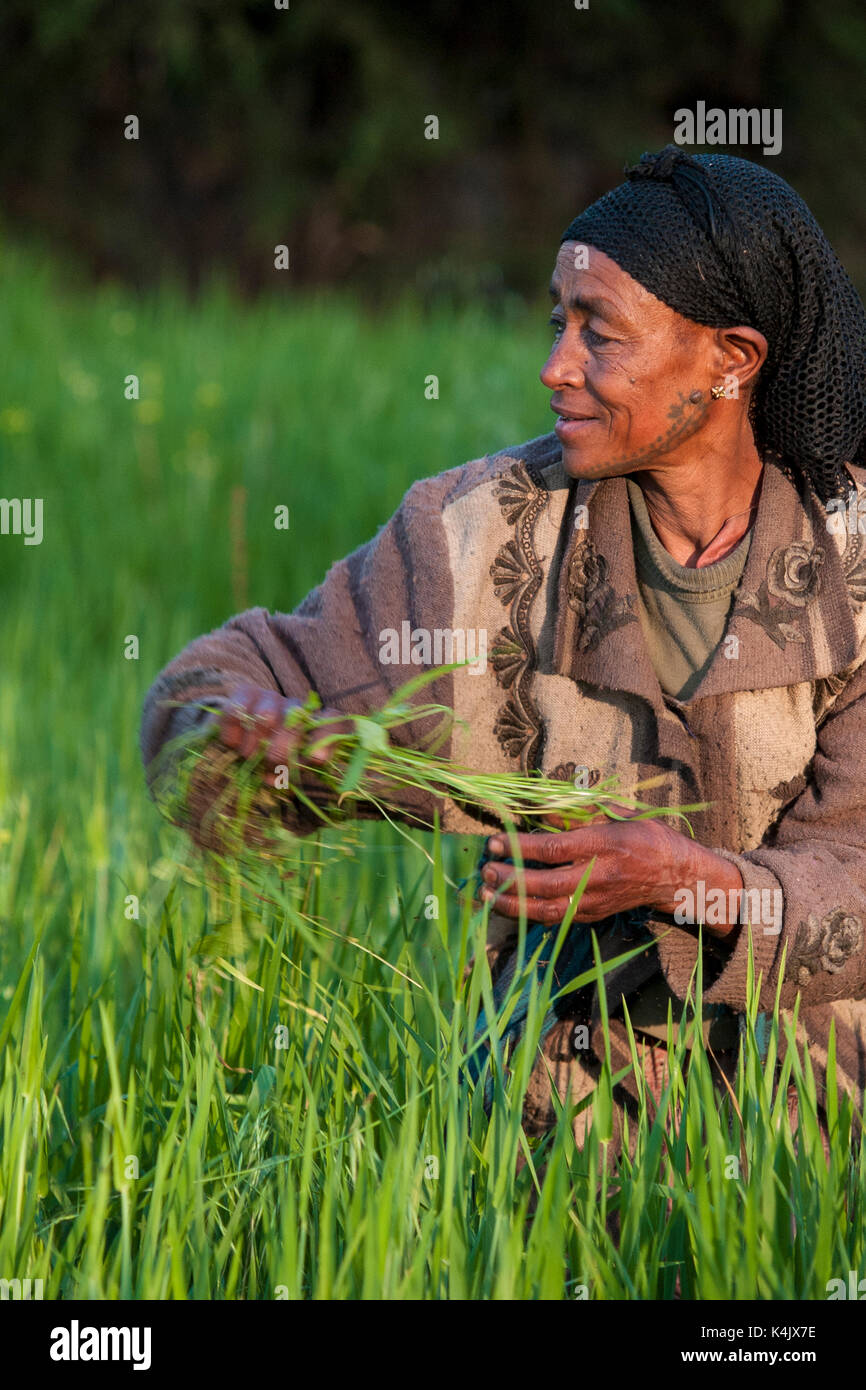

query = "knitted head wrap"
[561,146,866,503]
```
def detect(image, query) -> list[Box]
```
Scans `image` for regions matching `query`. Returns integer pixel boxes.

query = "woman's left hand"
[479,816,679,923]
[479,814,743,936]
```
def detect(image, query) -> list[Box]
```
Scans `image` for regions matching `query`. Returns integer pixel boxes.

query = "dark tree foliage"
[2,0,865,298]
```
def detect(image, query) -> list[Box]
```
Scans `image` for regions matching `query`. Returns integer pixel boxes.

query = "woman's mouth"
[554,414,598,441]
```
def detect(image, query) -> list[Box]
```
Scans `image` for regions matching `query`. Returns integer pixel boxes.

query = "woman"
[141,146,866,1150]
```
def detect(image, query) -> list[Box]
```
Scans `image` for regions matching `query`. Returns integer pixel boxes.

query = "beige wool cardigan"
[141,431,866,1131]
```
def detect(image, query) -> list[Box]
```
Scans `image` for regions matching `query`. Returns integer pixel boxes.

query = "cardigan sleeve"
[650,656,866,1014]
[140,469,479,847]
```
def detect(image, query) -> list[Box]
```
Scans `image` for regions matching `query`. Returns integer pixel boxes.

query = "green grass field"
[0,240,864,1300]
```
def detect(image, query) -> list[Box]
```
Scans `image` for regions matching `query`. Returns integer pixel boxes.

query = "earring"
[711,384,727,400]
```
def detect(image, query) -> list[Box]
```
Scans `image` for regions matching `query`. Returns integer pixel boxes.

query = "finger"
[486,829,606,864]
[480,889,577,925]
[236,690,288,760]
[263,724,333,773]
[305,713,355,765]
[480,864,593,898]
[263,698,330,768]
[218,684,265,750]
[251,690,289,743]
[262,711,355,773]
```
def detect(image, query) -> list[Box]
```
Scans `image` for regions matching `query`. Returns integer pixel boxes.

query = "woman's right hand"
[213,683,356,788]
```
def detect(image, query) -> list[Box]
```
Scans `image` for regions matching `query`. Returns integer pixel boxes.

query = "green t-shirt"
[625,477,752,1046]
[626,476,752,702]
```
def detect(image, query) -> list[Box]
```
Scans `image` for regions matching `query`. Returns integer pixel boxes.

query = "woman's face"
[541,242,718,480]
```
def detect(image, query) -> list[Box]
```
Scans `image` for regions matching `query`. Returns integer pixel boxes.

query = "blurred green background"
[3,0,866,299]
[2,0,866,1301]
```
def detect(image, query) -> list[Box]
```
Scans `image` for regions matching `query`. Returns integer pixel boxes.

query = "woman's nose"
[539,339,585,391]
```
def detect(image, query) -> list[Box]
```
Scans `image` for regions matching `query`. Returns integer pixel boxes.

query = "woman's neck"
[632,453,765,569]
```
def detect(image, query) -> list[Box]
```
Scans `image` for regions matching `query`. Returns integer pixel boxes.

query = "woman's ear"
[715,325,769,396]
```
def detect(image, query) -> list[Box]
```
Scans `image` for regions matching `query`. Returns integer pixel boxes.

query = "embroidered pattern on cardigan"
[733,543,824,650]
[766,542,825,607]
[565,534,637,654]
[790,905,864,986]
[840,530,866,607]
[546,760,601,788]
[489,461,547,769]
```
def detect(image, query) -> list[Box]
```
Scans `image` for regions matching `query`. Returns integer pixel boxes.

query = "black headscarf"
[561,146,866,503]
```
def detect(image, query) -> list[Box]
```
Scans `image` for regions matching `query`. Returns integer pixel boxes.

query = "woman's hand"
[479,814,744,939]
[215,684,355,786]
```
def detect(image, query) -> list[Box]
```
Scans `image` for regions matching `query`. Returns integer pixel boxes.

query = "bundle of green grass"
[161,665,700,862]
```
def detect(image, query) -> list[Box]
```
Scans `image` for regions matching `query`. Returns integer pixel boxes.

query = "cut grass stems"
[157,661,707,867]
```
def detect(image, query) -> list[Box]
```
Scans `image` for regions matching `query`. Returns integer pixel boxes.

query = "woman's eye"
[548,318,612,346]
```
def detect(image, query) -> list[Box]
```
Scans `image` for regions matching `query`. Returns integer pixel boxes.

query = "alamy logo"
[826,494,866,536]
[49,1320,152,1371]
[826,1271,866,1299]
[0,497,42,545]
[674,102,782,156]
[673,881,782,935]
[0,1277,43,1299]
[378,622,487,675]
